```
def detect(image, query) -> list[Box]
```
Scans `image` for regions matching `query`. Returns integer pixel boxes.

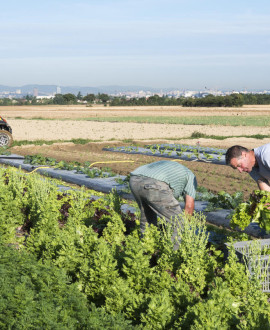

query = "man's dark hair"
[225,145,249,165]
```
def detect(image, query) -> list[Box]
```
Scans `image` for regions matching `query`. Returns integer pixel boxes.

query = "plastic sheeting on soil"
[145,143,227,155]
[103,145,226,165]
[0,154,133,200]
[0,153,269,239]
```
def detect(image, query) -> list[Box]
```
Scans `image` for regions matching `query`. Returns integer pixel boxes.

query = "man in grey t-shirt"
[225,143,270,191]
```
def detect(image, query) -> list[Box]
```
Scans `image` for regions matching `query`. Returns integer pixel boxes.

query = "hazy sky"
[1,0,270,90]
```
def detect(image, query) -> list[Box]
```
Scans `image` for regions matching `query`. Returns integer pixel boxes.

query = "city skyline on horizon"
[1,1,270,90]
[1,83,270,101]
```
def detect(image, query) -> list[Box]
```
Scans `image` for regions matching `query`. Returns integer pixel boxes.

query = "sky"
[1,0,270,90]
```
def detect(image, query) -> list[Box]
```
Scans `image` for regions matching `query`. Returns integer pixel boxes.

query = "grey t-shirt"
[249,143,270,182]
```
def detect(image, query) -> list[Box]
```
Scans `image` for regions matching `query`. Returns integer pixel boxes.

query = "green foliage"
[0,167,270,328]
[26,174,61,227]
[0,146,11,155]
[140,290,174,329]
[205,190,243,211]
[121,235,153,292]
[0,242,91,329]
[102,211,126,246]
[105,188,123,214]
[231,190,270,231]
[78,114,270,127]
[181,278,240,329]
[175,212,217,293]
[0,241,135,329]
[223,242,270,328]
[23,154,115,178]
[79,238,120,305]
[230,202,252,230]
[0,168,26,243]
[87,303,136,329]
[104,277,136,315]
[223,244,250,296]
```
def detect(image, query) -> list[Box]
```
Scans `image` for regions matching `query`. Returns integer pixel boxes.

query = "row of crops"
[1,166,270,328]
[2,153,248,213]
[103,143,226,165]
[1,151,269,239]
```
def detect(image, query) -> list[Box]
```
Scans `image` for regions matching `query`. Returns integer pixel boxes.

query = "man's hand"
[258,179,270,192]
[184,195,195,215]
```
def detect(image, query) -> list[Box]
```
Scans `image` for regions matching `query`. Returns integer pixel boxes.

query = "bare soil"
[3,104,268,199]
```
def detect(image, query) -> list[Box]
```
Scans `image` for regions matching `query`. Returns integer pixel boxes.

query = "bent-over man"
[225,143,270,192]
[129,160,197,245]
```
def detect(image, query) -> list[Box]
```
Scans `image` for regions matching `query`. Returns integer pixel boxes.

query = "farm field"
[3,104,270,198]
[2,104,270,327]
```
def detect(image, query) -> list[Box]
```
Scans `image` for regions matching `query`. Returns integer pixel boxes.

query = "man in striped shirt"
[129,160,197,245]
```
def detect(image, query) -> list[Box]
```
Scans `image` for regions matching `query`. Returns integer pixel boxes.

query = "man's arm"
[258,179,270,192]
[184,195,195,215]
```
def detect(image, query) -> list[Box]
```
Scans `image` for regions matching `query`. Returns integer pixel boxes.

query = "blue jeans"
[129,175,183,245]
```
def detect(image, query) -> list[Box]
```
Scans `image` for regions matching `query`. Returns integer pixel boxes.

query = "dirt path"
[8,119,270,144]
[2,104,270,118]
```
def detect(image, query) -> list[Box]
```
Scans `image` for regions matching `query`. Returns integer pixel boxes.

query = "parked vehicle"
[0,116,13,147]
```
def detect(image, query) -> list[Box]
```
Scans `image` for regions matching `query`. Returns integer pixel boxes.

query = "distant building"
[56,86,61,94]
[36,95,54,99]
[183,91,197,98]
[33,88,38,97]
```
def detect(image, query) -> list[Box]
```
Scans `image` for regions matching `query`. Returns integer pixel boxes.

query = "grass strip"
[11,116,270,126]
[10,133,270,148]
[11,138,101,147]
[189,132,269,140]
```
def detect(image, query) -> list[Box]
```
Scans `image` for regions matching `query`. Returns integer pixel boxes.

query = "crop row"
[103,144,226,164]
[21,153,243,212]
[0,166,270,328]
[145,143,226,155]
[23,154,116,178]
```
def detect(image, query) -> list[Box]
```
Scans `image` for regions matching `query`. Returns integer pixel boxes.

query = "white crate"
[225,239,270,292]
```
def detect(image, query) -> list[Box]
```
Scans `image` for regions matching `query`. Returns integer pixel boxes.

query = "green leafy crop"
[231,190,270,232]
[0,166,269,328]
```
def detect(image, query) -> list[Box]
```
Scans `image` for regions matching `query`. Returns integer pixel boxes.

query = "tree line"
[1,92,270,107]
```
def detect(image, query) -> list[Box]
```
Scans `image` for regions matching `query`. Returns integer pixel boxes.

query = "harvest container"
[225,239,270,292]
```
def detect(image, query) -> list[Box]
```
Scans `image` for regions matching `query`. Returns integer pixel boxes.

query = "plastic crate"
[225,239,270,292]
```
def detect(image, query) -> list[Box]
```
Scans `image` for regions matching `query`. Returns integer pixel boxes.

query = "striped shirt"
[131,160,197,199]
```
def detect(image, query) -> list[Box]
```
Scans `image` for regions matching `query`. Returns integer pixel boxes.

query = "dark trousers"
[129,175,182,244]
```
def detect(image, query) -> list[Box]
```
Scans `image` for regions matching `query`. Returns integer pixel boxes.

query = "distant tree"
[147,95,161,105]
[98,93,110,104]
[14,98,26,106]
[136,97,147,106]
[241,93,257,105]
[0,98,13,106]
[31,97,38,105]
[40,98,53,105]
[63,93,77,104]
[76,91,83,100]
[53,94,66,105]
[83,93,96,103]
[230,94,244,107]
[182,98,195,107]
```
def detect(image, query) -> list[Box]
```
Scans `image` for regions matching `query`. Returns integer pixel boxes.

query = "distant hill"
[0,84,171,96]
